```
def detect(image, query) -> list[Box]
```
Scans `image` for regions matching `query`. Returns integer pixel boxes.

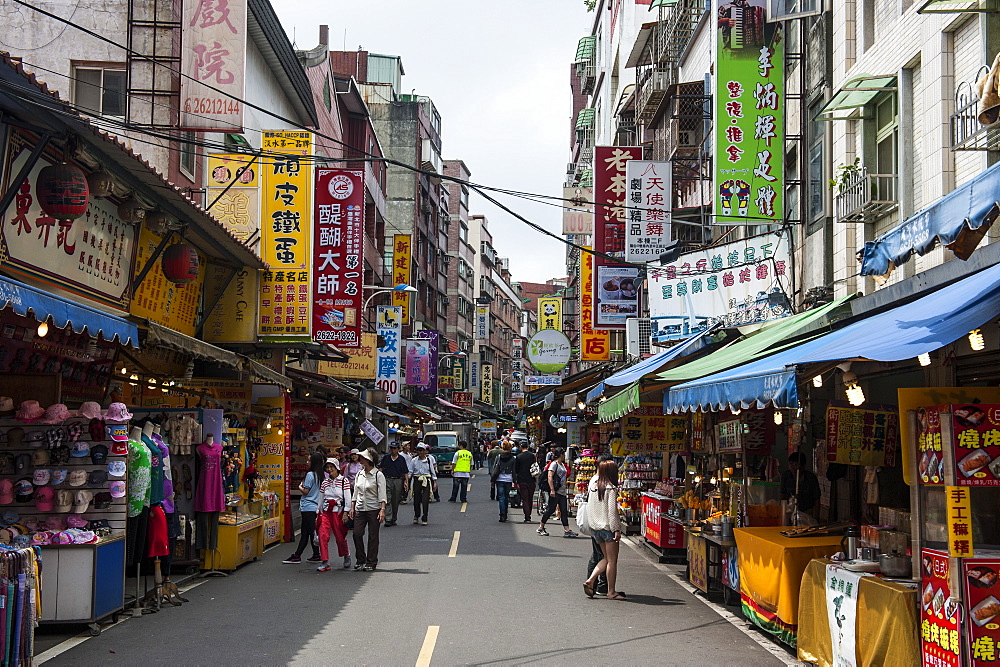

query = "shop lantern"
[145,209,170,235]
[86,168,114,198]
[161,243,199,284]
[117,196,146,225]
[35,163,89,221]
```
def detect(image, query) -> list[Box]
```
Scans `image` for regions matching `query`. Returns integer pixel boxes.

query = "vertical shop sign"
[950,404,1000,486]
[945,486,974,557]
[825,406,899,466]
[375,306,402,403]
[312,169,363,346]
[825,565,869,666]
[130,226,206,336]
[595,265,641,327]
[203,265,258,343]
[715,0,783,226]
[689,535,709,592]
[475,305,490,341]
[257,395,290,543]
[625,160,672,262]
[470,356,480,392]
[562,186,594,235]
[594,146,642,331]
[963,558,1000,665]
[392,234,412,324]
[537,296,563,331]
[207,153,259,243]
[917,406,946,486]
[259,131,313,337]
[481,363,494,405]
[180,0,247,131]
[580,247,610,360]
[405,339,431,386]
[921,548,961,667]
[452,356,467,391]
[414,329,439,394]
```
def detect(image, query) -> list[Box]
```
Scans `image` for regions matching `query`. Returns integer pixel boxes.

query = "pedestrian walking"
[486,440,502,499]
[583,459,625,600]
[449,441,473,502]
[491,442,516,522]
[409,443,437,525]
[514,444,537,523]
[473,440,484,469]
[378,442,409,526]
[316,457,352,572]
[343,450,364,491]
[283,452,325,564]
[349,448,386,572]
[537,448,578,538]
[399,442,414,501]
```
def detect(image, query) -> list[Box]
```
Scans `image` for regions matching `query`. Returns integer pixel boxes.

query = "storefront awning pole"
[195,265,240,339]
[131,231,176,297]
[0,129,51,216]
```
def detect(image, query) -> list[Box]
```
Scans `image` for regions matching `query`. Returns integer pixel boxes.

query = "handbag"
[575,487,594,536]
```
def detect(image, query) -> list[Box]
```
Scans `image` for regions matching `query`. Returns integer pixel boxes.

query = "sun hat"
[90,444,109,464]
[103,402,133,423]
[108,481,125,498]
[70,441,90,458]
[73,530,98,544]
[325,457,341,469]
[32,469,50,486]
[0,480,13,505]
[77,402,103,420]
[35,487,54,511]
[107,460,127,477]
[54,490,73,513]
[356,449,374,463]
[68,470,88,487]
[0,398,13,418]
[72,490,93,513]
[15,400,44,422]
[50,531,73,545]
[39,404,74,424]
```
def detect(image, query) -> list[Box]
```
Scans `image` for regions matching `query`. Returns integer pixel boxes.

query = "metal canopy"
[815,75,897,121]
[917,0,999,13]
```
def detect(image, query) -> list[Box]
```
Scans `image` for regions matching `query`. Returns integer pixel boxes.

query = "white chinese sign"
[181,0,248,131]
[625,160,672,262]
[562,186,594,235]
[375,306,402,404]
[475,305,490,341]
[648,234,791,342]
[526,375,562,387]
[360,419,385,445]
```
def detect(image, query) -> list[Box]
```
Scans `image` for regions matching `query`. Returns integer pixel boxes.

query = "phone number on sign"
[314,331,357,342]
[184,97,240,116]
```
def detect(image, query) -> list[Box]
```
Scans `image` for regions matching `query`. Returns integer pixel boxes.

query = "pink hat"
[39,403,75,424]
[35,487,54,512]
[44,516,66,531]
[0,480,13,505]
[66,515,88,529]
[103,402,133,423]
[15,400,45,422]
[76,402,103,420]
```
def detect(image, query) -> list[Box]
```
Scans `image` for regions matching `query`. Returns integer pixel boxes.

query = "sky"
[274,0,592,285]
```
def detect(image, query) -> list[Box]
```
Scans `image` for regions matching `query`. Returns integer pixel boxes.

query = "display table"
[734,526,841,647]
[797,558,919,666]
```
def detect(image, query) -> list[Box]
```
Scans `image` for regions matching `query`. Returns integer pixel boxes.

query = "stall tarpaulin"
[312,169,364,346]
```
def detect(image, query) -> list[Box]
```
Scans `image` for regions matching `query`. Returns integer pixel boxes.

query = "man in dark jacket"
[514,445,538,523]
[486,441,503,499]
[491,444,517,522]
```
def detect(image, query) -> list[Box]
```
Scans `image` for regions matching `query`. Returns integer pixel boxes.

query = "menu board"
[949,404,1000,487]
[917,407,945,485]
[963,558,1000,665]
[825,405,899,466]
[621,406,687,453]
[717,419,742,453]
[921,548,961,667]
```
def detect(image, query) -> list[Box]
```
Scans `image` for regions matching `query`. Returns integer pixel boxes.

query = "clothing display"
[194,441,225,513]
[126,440,151,518]
[162,415,200,455]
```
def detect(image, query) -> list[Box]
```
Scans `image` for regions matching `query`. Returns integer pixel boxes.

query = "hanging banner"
[375,306,402,403]
[481,363,494,405]
[203,265,258,343]
[452,356,467,391]
[392,234,412,324]
[825,406,899,467]
[475,305,490,341]
[360,419,385,445]
[946,486,975,557]
[312,168,364,346]
[414,329,439,394]
[452,392,473,407]
[537,296,563,331]
[963,558,1000,666]
[648,233,791,342]
[259,131,313,338]
[470,357,480,392]
[562,186,594,235]
[825,564,871,667]
[921,548,961,667]
[715,0,783,226]
[625,160,672,262]
[580,247,610,360]
[207,153,259,244]
[595,265,641,327]
[405,339,431,386]
[180,0,247,131]
[317,332,377,380]
[130,226,207,336]
[594,146,642,331]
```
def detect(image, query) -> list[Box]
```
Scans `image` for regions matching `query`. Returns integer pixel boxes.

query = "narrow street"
[37,475,790,666]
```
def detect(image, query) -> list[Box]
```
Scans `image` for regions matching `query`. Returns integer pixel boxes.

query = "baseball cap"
[5,427,24,447]
[35,487,54,512]
[107,461,127,478]
[416,443,429,451]
[51,469,67,485]
[32,469,50,486]
[106,423,128,442]
[54,490,73,513]
[72,490,93,513]
[13,479,32,503]
[389,442,399,448]
[32,449,49,466]
[50,445,71,465]
[68,470,88,487]
[109,481,126,498]
[110,440,128,456]
[0,510,18,527]
[90,445,109,464]
[93,492,112,510]
[0,453,14,475]
[14,454,29,475]
[70,441,90,458]
[88,469,108,485]
[0,480,13,505]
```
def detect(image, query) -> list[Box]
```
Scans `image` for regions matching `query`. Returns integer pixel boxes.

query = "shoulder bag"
[575,482,594,536]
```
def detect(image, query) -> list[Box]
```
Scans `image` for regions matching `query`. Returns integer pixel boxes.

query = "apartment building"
[442,160,477,353]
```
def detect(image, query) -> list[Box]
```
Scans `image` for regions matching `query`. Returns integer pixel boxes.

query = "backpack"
[538,462,562,493]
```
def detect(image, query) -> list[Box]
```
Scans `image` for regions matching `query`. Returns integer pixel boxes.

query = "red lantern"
[161,244,200,284]
[36,163,89,221]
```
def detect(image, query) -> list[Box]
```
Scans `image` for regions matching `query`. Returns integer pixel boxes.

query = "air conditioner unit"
[626,318,652,357]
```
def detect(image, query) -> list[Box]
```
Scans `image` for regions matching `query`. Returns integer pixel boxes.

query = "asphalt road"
[39,474,787,666]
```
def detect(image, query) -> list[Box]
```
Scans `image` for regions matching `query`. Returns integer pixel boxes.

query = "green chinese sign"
[715,0,783,226]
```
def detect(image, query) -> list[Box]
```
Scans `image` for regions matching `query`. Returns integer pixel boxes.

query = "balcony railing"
[951,68,1000,151]
[834,168,898,223]
[637,67,673,121]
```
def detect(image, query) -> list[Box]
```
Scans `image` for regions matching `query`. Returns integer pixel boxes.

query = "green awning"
[650,0,679,8]
[579,168,593,186]
[816,75,897,120]
[576,108,596,129]
[656,296,854,384]
[598,382,639,423]
[575,36,596,62]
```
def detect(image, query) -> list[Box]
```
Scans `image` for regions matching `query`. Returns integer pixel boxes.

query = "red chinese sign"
[594,146,641,332]
[964,558,1000,665]
[921,548,961,667]
[312,169,363,346]
[181,0,247,130]
[949,404,1000,486]
[917,406,946,485]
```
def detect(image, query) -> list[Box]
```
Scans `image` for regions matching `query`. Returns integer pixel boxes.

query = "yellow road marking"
[448,531,460,557]
[416,626,439,667]
[460,502,467,513]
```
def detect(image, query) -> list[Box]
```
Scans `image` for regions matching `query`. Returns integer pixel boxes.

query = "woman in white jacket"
[583,459,625,600]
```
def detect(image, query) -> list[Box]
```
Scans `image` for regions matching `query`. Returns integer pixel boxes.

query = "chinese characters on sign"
[374,306,402,404]
[594,146,642,331]
[131,226,206,336]
[207,153,258,243]
[949,404,1000,487]
[414,329,439,395]
[963,558,1000,666]
[405,339,430,386]
[312,169,364,346]
[717,419,743,452]
[562,186,594,235]
[392,234,412,323]
[625,160,672,262]
[921,548,961,667]
[537,296,563,331]
[317,332,376,380]
[475,305,490,341]
[917,407,945,485]
[715,0,783,226]
[580,247,610,360]
[648,234,791,342]
[825,406,899,466]
[621,407,687,453]
[181,0,247,130]
[481,363,493,405]
[945,486,974,558]
[203,266,258,343]
[595,265,640,327]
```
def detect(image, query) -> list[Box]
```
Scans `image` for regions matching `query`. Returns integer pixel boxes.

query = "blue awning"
[666,261,1000,412]
[0,275,138,346]
[585,382,605,403]
[603,328,714,389]
[860,161,1000,278]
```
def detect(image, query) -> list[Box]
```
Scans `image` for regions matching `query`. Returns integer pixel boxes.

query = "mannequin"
[126,425,152,567]
[194,434,225,552]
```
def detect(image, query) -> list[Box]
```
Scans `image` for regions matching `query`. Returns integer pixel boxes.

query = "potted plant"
[829,157,863,193]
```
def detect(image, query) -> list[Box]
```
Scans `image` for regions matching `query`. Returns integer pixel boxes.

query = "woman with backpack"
[583,459,624,600]
[490,441,517,522]
[536,447,578,538]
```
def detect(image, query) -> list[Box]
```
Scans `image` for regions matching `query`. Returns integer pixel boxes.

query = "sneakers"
[413,518,419,524]
[282,555,301,564]
[363,564,376,571]
[537,527,549,536]
[421,520,428,525]
[448,498,457,502]
[522,519,533,523]
[306,555,322,563]
[343,555,351,569]
[563,530,579,538]
[316,564,331,572]
[354,561,366,571]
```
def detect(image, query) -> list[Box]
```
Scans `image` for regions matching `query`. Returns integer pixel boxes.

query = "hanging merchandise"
[35,162,89,221]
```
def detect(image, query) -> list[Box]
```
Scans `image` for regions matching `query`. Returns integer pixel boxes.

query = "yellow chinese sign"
[392,234,412,324]
[317,333,377,380]
[946,486,974,557]
[207,153,259,243]
[203,264,258,343]
[130,226,206,336]
[580,247,609,360]
[621,406,688,453]
[537,296,563,331]
[259,269,311,338]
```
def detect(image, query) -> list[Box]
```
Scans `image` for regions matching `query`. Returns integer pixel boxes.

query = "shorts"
[592,529,616,543]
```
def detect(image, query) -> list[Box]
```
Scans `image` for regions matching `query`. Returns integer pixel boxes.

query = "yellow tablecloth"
[798,558,920,666]
[734,527,842,634]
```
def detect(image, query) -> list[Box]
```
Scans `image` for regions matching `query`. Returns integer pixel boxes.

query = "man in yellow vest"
[449,441,474,503]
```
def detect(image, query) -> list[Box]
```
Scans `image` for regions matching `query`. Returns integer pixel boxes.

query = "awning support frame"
[0,127,52,220]
[195,264,240,339]
[131,231,177,297]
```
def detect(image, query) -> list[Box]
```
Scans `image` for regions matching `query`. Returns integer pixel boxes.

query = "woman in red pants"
[316,457,352,572]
